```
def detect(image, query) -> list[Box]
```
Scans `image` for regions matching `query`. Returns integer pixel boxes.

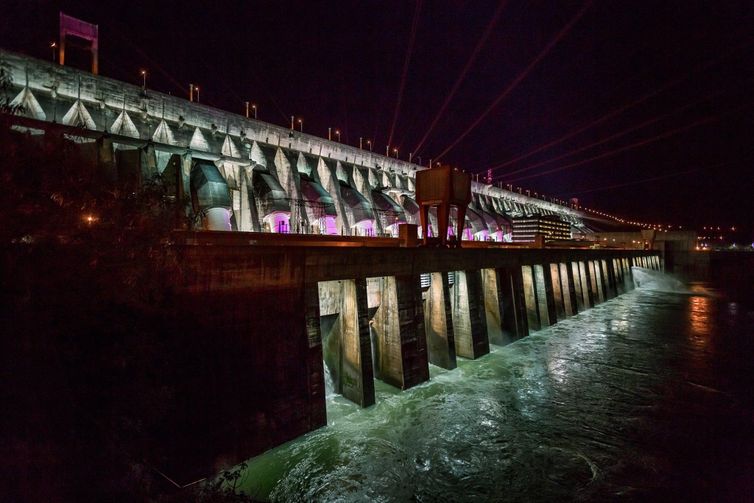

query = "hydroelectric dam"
[0,48,664,485]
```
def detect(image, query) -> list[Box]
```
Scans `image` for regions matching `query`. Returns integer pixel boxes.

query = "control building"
[511,215,571,243]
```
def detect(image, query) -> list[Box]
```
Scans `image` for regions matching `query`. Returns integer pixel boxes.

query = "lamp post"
[245,101,250,118]
[359,137,363,149]
[140,69,147,90]
[328,127,332,141]
[189,84,195,102]
[252,104,257,119]
[297,118,303,132]
[367,139,372,151]
[50,42,57,62]
[290,116,294,130]
[393,147,399,159]
[335,129,340,142]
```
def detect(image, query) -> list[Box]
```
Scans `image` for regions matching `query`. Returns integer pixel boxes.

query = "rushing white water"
[233,282,754,502]
[632,266,689,293]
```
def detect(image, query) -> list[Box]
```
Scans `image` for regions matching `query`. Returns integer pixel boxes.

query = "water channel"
[235,269,754,501]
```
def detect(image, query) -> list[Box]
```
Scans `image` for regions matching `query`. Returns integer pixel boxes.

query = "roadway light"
[335,130,340,142]
[393,147,399,158]
[252,104,257,119]
[50,42,57,62]
[297,118,303,132]
[140,69,147,90]
[367,139,372,151]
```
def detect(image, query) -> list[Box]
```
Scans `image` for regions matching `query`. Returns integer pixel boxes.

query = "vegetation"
[0,65,258,502]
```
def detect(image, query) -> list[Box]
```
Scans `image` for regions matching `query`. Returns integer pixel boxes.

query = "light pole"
[195,86,200,103]
[335,130,340,142]
[359,137,363,149]
[367,139,372,151]
[50,42,57,62]
[290,115,294,130]
[393,147,399,159]
[140,69,147,90]
[189,84,195,102]
[328,127,332,141]
[297,118,303,132]
[245,101,250,118]
[252,104,257,119]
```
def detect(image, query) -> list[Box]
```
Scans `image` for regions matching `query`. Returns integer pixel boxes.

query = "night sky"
[2,1,753,233]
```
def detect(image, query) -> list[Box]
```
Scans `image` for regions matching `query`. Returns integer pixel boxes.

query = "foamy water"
[232,278,754,502]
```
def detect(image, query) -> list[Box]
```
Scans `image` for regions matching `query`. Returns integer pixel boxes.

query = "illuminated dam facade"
[1,49,663,484]
[1,48,584,241]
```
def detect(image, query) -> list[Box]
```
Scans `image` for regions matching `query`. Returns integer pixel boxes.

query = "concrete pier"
[451,271,490,359]
[498,266,530,342]
[481,268,506,346]
[423,272,457,369]
[319,279,375,407]
[371,276,429,389]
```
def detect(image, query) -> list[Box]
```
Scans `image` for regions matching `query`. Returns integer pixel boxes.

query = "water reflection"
[235,285,754,502]
[689,295,712,341]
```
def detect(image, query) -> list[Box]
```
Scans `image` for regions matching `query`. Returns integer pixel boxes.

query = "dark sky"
[1,1,753,233]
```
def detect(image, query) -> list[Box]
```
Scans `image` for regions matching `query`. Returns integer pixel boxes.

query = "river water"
[236,270,754,502]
